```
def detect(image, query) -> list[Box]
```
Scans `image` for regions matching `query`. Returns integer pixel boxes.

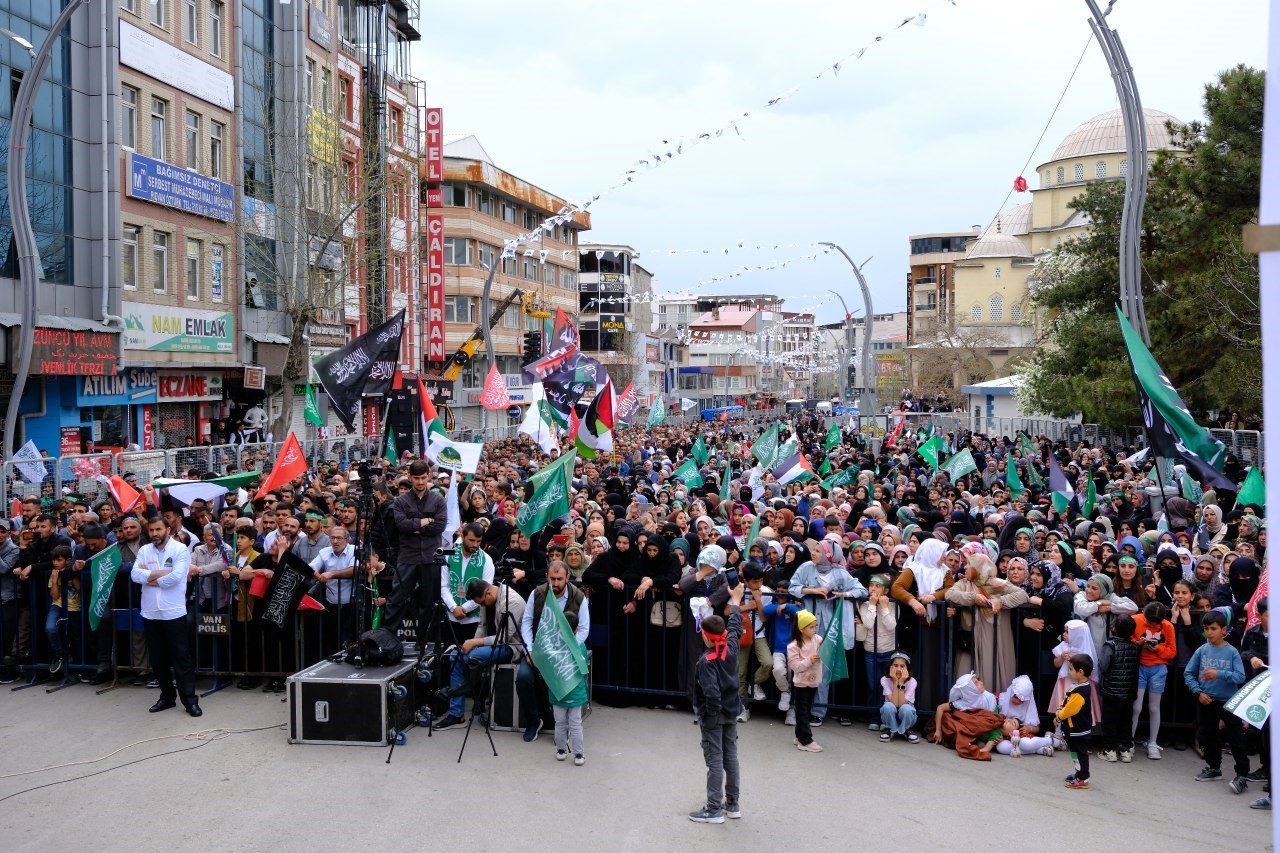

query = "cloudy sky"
[412,0,1269,324]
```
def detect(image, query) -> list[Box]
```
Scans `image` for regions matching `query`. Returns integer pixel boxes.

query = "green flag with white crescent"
[516,449,575,537]
[304,383,324,426]
[939,449,978,481]
[673,458,703,488]
[818,597,849,682]
[824,423,841,450]
[88,544,122,630]
[530,589,588,704]
[916,435,945,471]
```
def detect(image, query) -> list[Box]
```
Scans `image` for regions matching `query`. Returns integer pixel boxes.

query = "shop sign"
[127,152,234,222]
[60,427,82,456]
[158,371,224,403]
[77,367,159,405]
[123,302,235,353]
[30,327,119,376]
[141,406,154,449]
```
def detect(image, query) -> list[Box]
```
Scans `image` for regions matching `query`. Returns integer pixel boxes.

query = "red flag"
[719,411,728,422]
[568,407,581,442]
[1013,175,1028,193]
[102,475,142,513]
[1247,565,1269,629]
[592,377,616,432]
[885,415,905,448]
[418,375,439,423]
[10,499,20,520]
[615,382,639,424]
[480,364,511,410]
[551,307,579,351]
[297,593,326,612]
[256,433,308,499]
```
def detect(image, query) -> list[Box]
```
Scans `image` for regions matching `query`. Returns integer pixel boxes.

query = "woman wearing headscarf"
[582,525,644,689]
[997,513,1035,559]
[929,673,1005,761]
[891,538,954,711]
[1015,559,1075,710]
[776,542,810,589]
[945,554,1029,691]
[992,674,1055,756]
[1194,504,1229,555]
[789,542,867,725]
[481,517,513,564]
[1147,549,1183,607]
[620,533,683,692]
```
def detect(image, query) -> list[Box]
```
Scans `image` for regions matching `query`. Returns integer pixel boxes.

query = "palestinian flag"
[1048,453,1075,514]
[575,376,615,460]
[417,375,448,457]
[774,450,815,485]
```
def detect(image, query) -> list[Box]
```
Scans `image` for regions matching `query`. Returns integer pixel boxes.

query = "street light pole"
[2,0,91,461]
[820,242,877,415]
[1084,0,1151,345]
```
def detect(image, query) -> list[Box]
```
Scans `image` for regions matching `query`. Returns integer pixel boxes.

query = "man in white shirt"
[517,561,590,742]
[131,516,200,717]
[309,526,356,651]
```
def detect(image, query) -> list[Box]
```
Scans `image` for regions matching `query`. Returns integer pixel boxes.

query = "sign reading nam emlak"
[124,302,235,353]
[128,153,234,222]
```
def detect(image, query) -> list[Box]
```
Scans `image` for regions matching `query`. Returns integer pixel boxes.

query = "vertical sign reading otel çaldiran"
[423,108,446,362]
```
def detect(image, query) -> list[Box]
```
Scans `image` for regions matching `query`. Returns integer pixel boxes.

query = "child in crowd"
[879,651,918,742]
[763,590,802,722]
[1057,654,1094,789]
[857,574,898,730]
[995,675,1055,757]
[552,612,589,766]
[43,545,77,675]
[1185,609,1251,794]
[736,564,773,721]
[1098,614,1140,763]
[787,609,824,753]
[690,581,745,825]
[1131,601,1177,760]
[1051,619,1099,729]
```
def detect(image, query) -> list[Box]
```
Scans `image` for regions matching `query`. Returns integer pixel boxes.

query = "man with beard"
[115,517,154,686]
[131,516,200,717]
[72,523,115,684]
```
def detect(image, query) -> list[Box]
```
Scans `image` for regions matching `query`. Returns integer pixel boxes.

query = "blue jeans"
[46,605,66,658]
[864,650,894,704]
[448,645,514,717]
[880,701,918,735]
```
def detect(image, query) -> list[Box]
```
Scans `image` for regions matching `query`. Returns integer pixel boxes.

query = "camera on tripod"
[494,556,522,585]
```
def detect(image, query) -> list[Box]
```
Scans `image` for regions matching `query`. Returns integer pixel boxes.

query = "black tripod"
[455,588,519,763]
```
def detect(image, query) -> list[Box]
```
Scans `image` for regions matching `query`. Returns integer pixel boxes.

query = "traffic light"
[522,331,542,365]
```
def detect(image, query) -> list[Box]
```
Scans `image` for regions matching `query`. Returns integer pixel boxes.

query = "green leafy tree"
[1019,65,1262,427]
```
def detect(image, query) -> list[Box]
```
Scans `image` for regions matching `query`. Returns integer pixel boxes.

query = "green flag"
[819,455,832,477]
[824,422,841,450]
[744,514,761,550]
[820,466,857,490]
[383,428,399,466]
[673,458,704,488]
[304,383,324,426]
[516,449,576,537]
[751,422,780,469]
[1083,468,1097,517]
[1238,467,1266,510]
[1180,472,1204,503]
[87,543,122,631]
[916,435,946,471]
[719,458,732,503]
[1006,461,1025,499]
[1018,433,1045,489]
[529,589,588,704]
[646,402,666,427]
[818,597,849,683]
[692,435,710,466]
[939,449,978,481]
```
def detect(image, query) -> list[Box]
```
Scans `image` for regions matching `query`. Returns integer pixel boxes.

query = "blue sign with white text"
[128,153,234,222]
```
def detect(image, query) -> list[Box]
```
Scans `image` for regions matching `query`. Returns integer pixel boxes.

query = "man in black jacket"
[1241,600,1270,809]
[381,460,447,632]
[690,580,745,824]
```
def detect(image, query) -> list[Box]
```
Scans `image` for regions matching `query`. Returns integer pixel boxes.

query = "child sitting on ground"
[879,651,918,743]
[994,675,1055,757]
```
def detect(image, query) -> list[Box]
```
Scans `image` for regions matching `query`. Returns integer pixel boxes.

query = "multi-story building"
[774,311,815,399]
[426,134,589,430]
[576,242,657,403]
[814,311,907,401]
[905,231,972,345]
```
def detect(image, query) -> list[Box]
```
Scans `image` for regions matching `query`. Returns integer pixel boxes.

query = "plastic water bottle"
[1011,728,1022,758]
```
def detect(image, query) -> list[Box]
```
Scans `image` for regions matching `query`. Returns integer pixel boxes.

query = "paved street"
[0,681,1270,851]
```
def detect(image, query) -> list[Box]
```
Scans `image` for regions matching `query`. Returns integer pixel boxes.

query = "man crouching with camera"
[432,576,526,730]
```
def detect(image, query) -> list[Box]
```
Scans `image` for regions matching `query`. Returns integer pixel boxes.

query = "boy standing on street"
[1186,609,1252,794]
[690,580,745,824]
[1057,654,1094,789]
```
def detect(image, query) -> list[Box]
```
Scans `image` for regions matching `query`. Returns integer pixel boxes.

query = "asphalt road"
[0,680,1272,852]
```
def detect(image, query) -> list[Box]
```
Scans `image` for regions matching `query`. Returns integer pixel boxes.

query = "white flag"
[12,440,48,485]
[441,472,461,543]
[1225,669,1271,727]
[519,383,559,454]
[680,398,697,412]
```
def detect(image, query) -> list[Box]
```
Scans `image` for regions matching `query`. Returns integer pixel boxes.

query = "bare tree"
[908,323,1011,404]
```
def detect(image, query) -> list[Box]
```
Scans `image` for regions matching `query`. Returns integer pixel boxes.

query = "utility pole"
[821,243,877,415]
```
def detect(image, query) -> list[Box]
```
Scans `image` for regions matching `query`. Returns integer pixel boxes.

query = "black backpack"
[353,628,403,666]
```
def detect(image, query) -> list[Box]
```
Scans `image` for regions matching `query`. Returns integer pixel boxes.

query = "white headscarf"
[907,538,949,596]
[949,672,997,712]
[1057,619,1098,678]
[999,675,1039,727]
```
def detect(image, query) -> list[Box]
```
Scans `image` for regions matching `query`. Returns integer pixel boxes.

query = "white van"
[814,401,833,415]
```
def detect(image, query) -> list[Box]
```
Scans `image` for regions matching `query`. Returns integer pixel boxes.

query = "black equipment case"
[287,655,418,746]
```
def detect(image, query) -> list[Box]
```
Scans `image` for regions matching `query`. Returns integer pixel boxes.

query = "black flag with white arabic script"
[314,309,406,430]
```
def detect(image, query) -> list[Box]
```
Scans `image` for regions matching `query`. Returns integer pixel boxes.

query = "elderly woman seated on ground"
[929,673,1007,761]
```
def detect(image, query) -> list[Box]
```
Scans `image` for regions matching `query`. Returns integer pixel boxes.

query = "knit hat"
[796,610,817,632]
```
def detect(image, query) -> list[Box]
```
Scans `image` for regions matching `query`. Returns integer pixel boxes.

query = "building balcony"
[914,304,938,315]
[913,277,938,288]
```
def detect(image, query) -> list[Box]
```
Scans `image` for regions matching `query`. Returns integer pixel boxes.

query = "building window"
[560,268,576,290]
[1095,160,1107,178]
[209,0,223,56]
[184,110,200,170]
[150,97,168,160]
[184,0,199,45]
[1056,166,1064,184]
[1073,163,1084,182]
[500,202,516,225]
[989,294,1004,322]
[543,265,555,286]
[122,226,138,290]
[121,0,137,13]
[1010,302,1023,323]
[153,232,170,292]
[305,59,315,106]
[388,107,402,146]
[185,239,201,299]
[522,258,538,280]
[443,237,471,266]
[501,255,517,276]
[151,0,166,28]
[447,184,468,207]
[321,68,332,114]
[1119,158,1129,177]
[209,121,224,179]
[339,76,352,121]
[476,190,495,216]
[523,209,537,230]
[970,303,982,321]
[477,243,497,270]
[444,295,475,323]
[121,85,138,150]
[392,255,402,292]
[502,304,519,328]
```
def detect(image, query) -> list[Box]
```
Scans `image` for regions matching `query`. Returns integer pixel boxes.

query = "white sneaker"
[797,741,824,752]
[736,708,750,723]
[778,691,791,712]
[752,684,766,701]
[1119,750,1133,763]
[785,709,796,726]
[556,750,567,762]
[1053,735,1067,751]
[1039,745,1055,757]
[868,722,881,732]
[1101,750,1118,763]
[574,754,585,766]
[1147,743,1163,760]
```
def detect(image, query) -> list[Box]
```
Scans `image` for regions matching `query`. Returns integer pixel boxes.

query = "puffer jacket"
[1098,636,1141,701]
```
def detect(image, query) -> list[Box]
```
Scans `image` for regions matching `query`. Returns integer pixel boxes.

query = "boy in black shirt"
[690,581,745,824]
[1057,653,1094,789]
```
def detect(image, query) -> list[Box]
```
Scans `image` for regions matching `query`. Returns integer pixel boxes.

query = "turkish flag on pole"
[256,433,308,499]
[100,475,143,513]
[480,364,511,410]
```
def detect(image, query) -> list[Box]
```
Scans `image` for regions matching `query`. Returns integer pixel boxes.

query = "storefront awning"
[244,330,291,345]
[0,313,118,333]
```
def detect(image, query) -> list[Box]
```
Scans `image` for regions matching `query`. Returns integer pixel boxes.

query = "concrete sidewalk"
[0,681,1270,852]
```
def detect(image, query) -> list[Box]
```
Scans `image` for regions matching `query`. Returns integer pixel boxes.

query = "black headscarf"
[1229,557,1261,603]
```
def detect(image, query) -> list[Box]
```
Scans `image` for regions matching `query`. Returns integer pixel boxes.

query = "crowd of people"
[0,404,1269,811]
